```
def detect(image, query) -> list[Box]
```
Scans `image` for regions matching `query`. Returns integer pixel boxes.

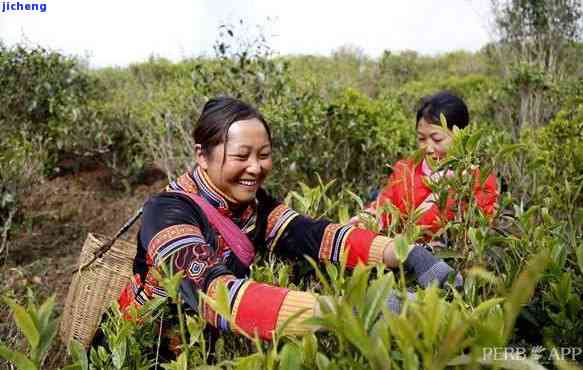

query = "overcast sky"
[0,0,495,68]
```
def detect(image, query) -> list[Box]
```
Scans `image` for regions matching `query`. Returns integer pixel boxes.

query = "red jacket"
[368,159,499,236]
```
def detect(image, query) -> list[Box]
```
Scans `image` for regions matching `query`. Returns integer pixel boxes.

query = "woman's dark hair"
[415,91,470,130]
[193,96,271,155]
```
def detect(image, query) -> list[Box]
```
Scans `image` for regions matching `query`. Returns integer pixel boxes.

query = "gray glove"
[386,289,417,314]
[404,244,463,289]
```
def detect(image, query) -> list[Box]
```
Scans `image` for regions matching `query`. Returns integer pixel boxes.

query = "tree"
[490,0,583,135]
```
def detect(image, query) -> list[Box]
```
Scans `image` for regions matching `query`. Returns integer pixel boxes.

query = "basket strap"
[77,207,143,273]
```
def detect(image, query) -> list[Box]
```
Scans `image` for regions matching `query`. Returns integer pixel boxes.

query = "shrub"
[0,43,100,166]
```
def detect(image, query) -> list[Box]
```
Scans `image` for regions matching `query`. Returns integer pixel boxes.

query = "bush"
[265,88,414,197]
[0,43,100,165]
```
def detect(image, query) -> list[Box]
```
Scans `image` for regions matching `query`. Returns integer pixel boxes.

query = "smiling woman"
[194,101,273,204]
[199,119,272,203]
[117,96,460,357]
[362,91,499,238]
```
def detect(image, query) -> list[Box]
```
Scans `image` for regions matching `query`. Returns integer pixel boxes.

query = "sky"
[0,0,495,68]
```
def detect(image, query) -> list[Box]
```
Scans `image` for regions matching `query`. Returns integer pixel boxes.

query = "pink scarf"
[171,191,256,267]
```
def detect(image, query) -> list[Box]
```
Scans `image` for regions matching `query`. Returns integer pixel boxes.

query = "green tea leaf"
[4,297,40,349]
[576,243,583,275]
[161,351,188,370]
[363,273,393,330]
[279,342,302,370]
[467,266,499,285]
[36,295,56,333]
[278,264,290,287]
[0,344,37,370]
[234,353,264,370]
[394,236,410,263]
[551,242,567,270]
[302,334,318,366]
[186,315,205,345]
[503,250,550,341]
[340,304,370,356]
[33,318,57,365]
[315,353,331,370]
[369,336,392,370]
[495,143,526,161]
[473,298,505,317]
[345,264,370,312]
[419,286,445,350]
[346,189,364,210]
[199,280,232,323]
[325,263,338,286]
[69,340,88,370]
[111,338,127,370]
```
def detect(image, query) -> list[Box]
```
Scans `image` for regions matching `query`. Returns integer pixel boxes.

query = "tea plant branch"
[175,294,189,360]
[0,206,16,260]
[154,311,164,370]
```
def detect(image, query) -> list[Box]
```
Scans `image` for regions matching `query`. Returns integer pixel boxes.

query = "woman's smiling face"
[416,118,454,160]
[196,118,273,204]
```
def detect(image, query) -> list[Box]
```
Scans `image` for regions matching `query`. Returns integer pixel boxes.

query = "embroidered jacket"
[367,159,499,236]
[119,166,388,340]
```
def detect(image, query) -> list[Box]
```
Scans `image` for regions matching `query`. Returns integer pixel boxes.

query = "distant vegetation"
[1,0,583,368]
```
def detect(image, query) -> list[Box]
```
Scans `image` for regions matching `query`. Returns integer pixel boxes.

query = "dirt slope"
[0,164,166,369]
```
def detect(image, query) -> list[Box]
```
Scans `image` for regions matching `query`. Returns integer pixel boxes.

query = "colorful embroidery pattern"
[230,280,252,329]
[318,224,354,263]
[147,224,206,267]
[119,271,168,313]
[203,274,236,328]
[192,166,232,210]
[265,204,299,251]
[169,167,259,229]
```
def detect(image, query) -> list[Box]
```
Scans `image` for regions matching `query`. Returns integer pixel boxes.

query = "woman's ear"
[195,144,209,170]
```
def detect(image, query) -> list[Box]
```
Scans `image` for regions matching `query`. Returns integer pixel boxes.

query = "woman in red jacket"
[362,91,499,240]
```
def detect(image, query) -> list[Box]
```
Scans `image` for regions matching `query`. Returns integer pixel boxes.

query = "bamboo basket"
[60,232,136,349]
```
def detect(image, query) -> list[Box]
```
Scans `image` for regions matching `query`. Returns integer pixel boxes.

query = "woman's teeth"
[238,179,257,186]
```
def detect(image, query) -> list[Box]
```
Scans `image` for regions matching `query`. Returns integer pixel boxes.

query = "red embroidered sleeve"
[318,225,387,268]
[203,276,318,340]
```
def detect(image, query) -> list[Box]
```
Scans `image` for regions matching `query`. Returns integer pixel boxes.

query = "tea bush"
[1,30,583,369]
[0,43,101,168]
[0,43,100,249]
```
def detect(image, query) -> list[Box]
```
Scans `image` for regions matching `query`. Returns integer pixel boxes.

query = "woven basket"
[60,233,136,349]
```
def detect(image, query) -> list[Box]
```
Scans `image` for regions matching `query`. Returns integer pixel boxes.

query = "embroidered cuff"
[276,290,318,336]
[203,274,236,328]
[265,204,299,251]
[368,236,389,265]
[319,224,354,264]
